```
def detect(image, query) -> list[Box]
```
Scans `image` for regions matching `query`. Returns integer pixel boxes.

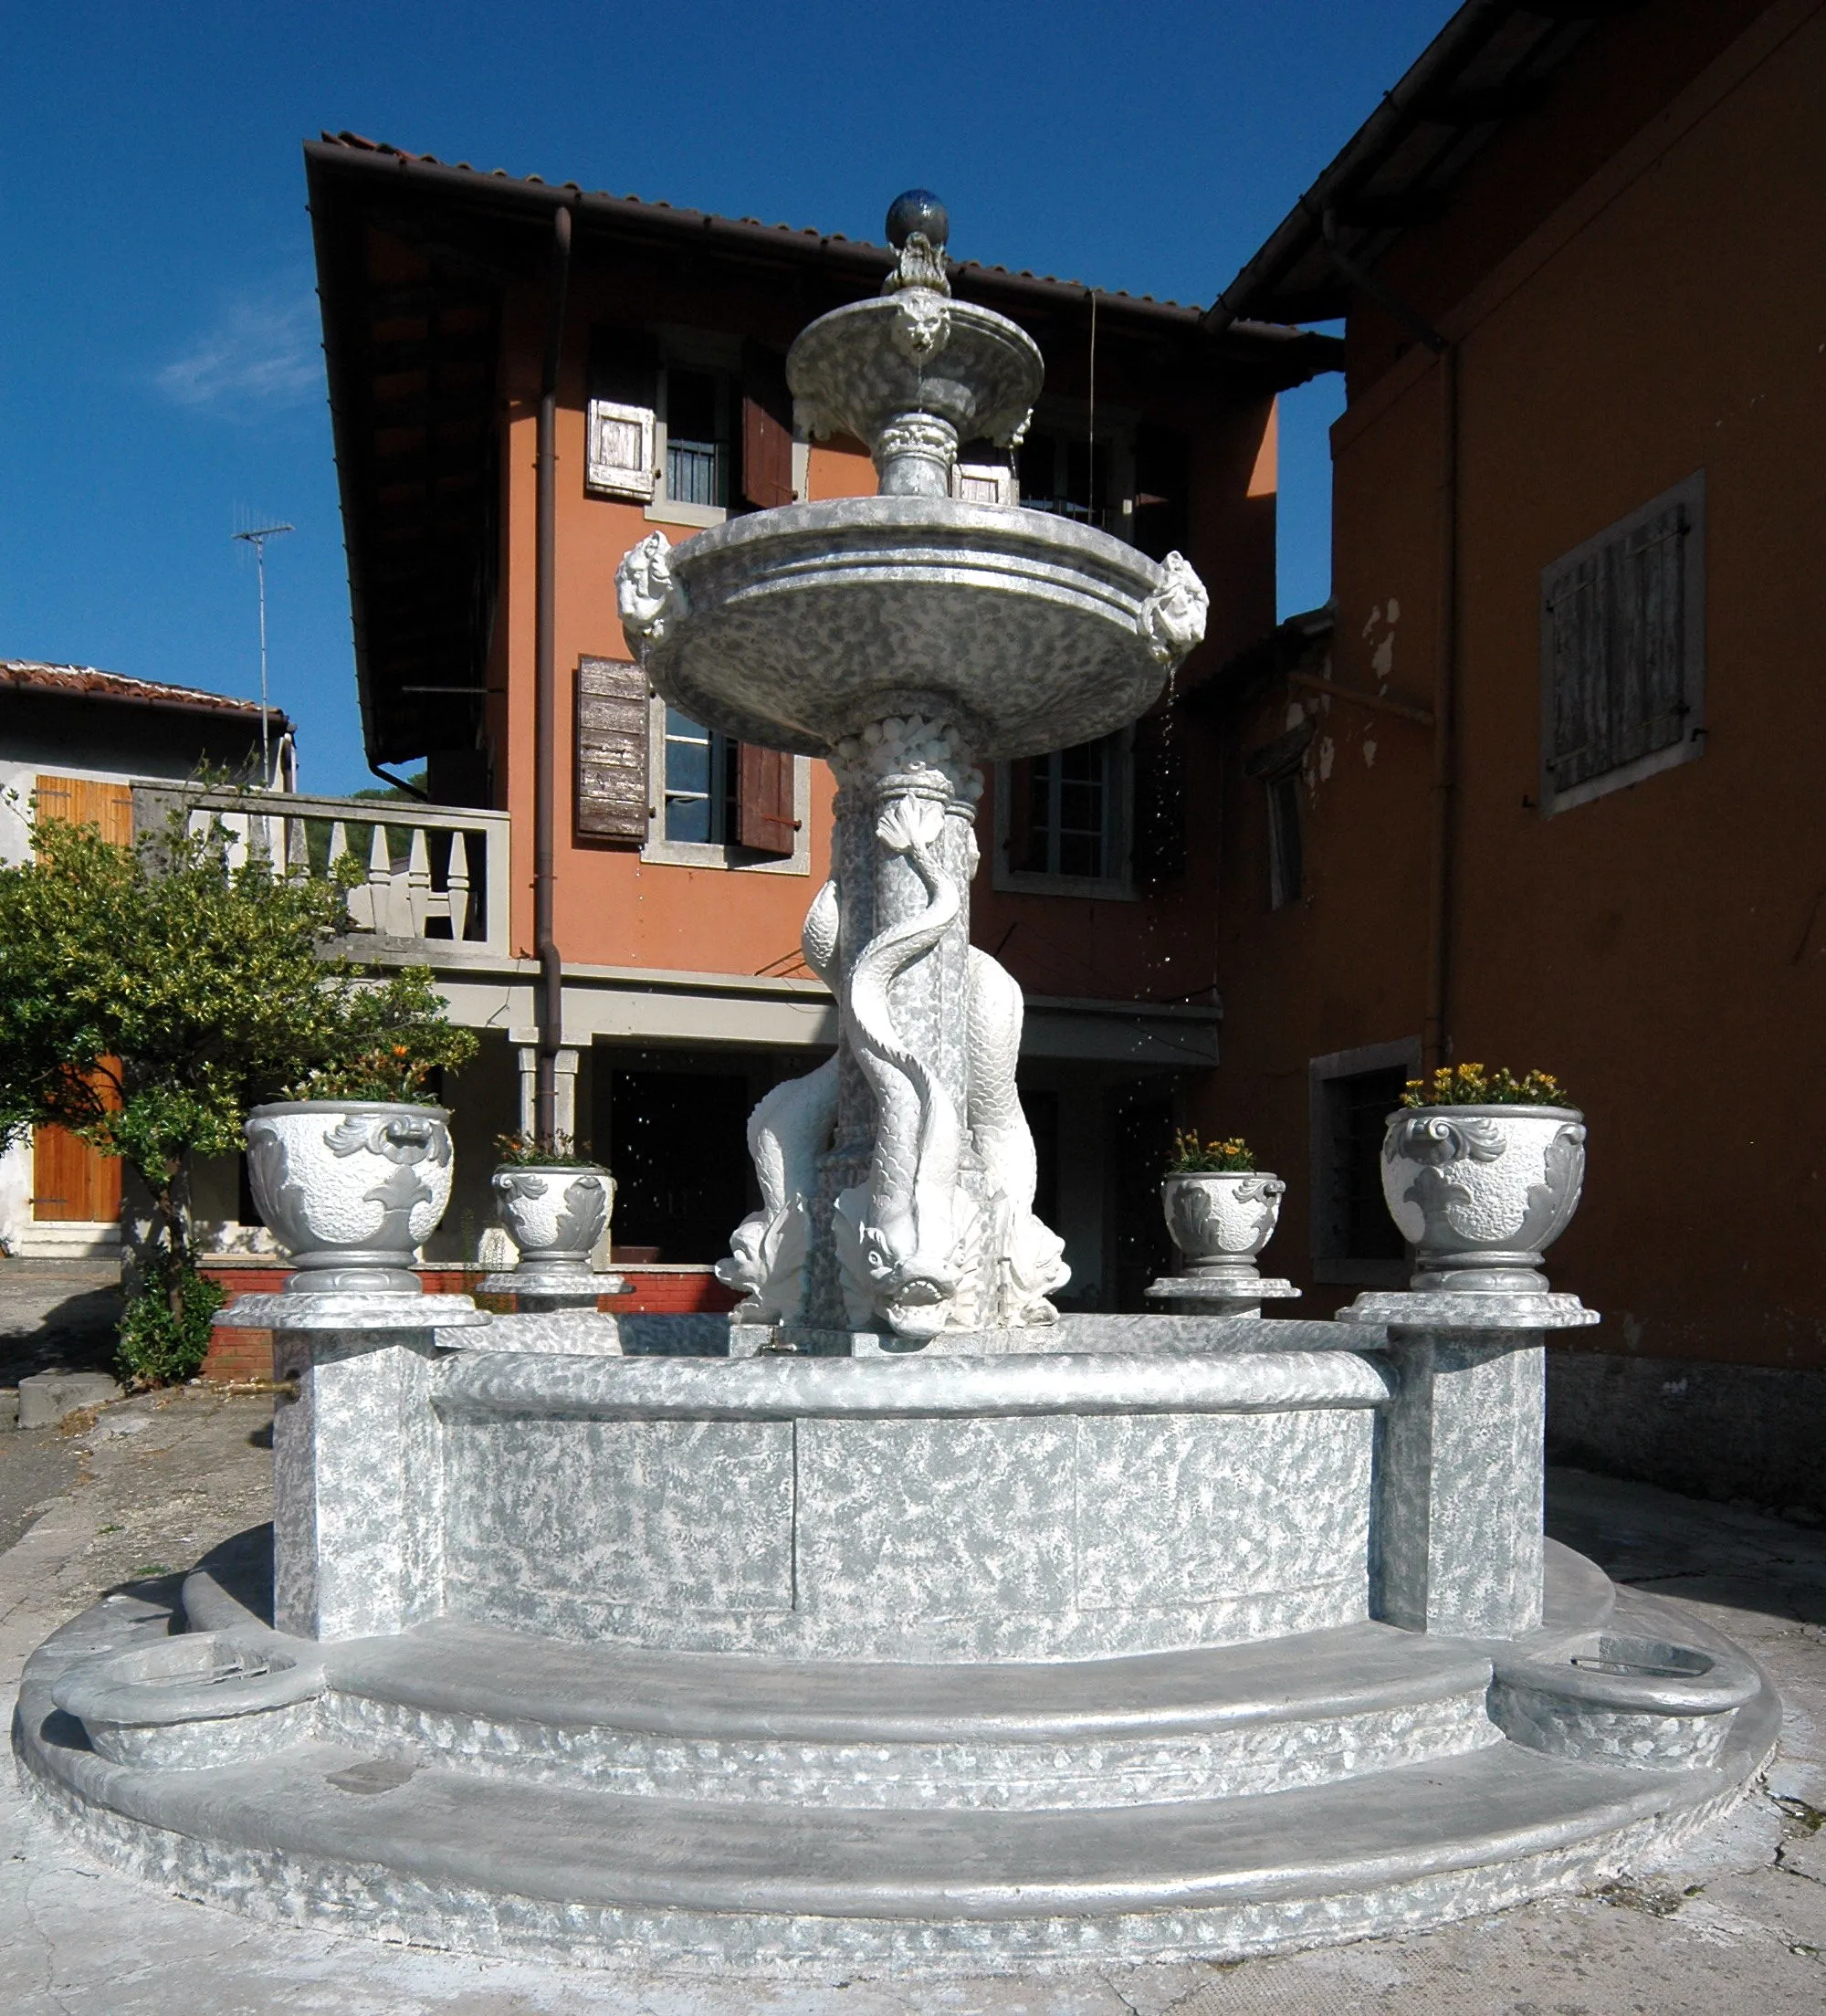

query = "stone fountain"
[16,195,1773,1978]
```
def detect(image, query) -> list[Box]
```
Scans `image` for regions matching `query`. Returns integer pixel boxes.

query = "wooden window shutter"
[740,345,794,511]
[1543,553,1610,791]
[35,775,132,845]
[1129,713,1186,884]
[574,657,648,841]
[1541,474,1702,804]
[1614,500,1687,766]
[736,744,795,855]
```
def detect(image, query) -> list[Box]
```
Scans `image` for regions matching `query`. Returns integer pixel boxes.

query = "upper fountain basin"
[788,294,1044,467]
[634,498,1202,761]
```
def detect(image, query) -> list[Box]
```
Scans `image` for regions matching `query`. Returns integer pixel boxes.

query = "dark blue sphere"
[886,190,949,250]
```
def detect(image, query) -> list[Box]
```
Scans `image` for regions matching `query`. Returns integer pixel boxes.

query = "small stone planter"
[244,1100,455,1296]
[1148,1172,1299,1316]
[491,1162,614,1302]
[1380,1104,1587,1294]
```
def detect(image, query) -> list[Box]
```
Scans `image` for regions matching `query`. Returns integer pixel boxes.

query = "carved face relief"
[1139,551,1210,667]
[615,530,679,649]
[890,289,952,365]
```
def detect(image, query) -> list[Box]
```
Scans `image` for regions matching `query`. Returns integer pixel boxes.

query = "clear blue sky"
[2,1,1448,795]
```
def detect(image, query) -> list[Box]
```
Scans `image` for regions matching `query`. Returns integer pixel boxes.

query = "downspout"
[1315,209,1458,1071]
[534,204,573,1144]
[1424,342,1459,1075]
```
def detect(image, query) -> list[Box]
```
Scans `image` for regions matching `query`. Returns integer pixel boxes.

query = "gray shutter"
[1544,552,1610,790]
[575,656,648,841]
[1613,500,1687,766]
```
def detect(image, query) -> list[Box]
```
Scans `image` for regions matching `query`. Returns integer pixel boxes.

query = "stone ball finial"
[886,190,949,252]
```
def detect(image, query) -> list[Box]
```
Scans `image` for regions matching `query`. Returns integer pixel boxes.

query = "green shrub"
[117,1257,226,1386]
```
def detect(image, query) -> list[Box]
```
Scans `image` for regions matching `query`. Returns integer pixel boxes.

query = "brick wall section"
[199,1262,740,1381]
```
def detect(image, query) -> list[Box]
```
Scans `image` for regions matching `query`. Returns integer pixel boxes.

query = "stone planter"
[1161,1172,1286,1279]
[1380,1104,1586,1293]
[491,1163,614,1291]
[243,1100,455,1296]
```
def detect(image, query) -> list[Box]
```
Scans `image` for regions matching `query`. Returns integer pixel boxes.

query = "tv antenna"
[232,520,294,786]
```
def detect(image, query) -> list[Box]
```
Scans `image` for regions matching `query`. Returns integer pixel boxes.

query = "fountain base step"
[16,1543,1774,1975]
[318,1617,1506,1810]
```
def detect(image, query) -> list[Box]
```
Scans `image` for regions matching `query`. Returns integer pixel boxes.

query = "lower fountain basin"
[430,1349,1388,1660]
[643,497,1175,759]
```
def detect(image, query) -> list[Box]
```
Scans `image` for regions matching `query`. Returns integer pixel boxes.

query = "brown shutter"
[574,657,648,842]
[1615,501,1687,766]
[736,744,795,856]
[740,345,794,510]
[1543,554,1609,790]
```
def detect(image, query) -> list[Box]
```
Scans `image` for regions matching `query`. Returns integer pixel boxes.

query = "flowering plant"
[284,1044,445,1104]
[1400,1063,1572,1109]
[1165,1130,1256,1174]
[493,1129,597,1167]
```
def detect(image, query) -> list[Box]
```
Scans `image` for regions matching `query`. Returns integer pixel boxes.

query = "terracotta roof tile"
[313,131,1195,312]
[0,661,286,723]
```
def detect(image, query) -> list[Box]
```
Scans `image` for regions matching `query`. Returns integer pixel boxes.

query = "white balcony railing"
[165,788,512,960]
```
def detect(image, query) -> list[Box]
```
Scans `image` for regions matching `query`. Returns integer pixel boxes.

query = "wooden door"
[31,776,132,1222]
[33,1116,121,1223]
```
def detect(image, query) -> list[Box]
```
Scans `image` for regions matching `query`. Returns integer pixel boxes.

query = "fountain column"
[814,711,984,1339]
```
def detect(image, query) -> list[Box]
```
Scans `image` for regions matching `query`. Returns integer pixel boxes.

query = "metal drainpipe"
[534,204,573,1144]
[1422,341,1459,1074]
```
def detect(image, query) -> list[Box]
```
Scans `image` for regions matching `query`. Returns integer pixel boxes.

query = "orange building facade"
[1202,0,1826,1506]
[307,139,1335,1303]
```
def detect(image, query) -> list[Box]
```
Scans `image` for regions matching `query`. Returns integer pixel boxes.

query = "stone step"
[41,1717,1705,1969]
[319,1617,1502,1807]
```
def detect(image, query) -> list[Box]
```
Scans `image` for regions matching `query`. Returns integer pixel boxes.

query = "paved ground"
[0,1258,126,1555]
[3,1376,1825,2011]
[0,1258,122,1389]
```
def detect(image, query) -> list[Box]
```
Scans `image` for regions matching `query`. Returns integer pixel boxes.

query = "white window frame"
[645,345,739,530]
[639,696,811,876]
[992,730,1135,901]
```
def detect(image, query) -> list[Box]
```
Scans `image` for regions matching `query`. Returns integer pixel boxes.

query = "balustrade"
[148,787,511,959]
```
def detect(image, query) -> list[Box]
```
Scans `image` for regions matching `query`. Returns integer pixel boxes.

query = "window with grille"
[1018,431,1110,529]
[997,734,1131,896]
[1539,472,1705,815]
[664,368,728,509]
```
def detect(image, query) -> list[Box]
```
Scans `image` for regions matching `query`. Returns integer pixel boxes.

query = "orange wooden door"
[33,1117,121,1222]
[31,776,132,1222]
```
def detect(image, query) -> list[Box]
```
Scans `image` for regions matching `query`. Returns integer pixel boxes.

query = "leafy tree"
[0,803,476,1381]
